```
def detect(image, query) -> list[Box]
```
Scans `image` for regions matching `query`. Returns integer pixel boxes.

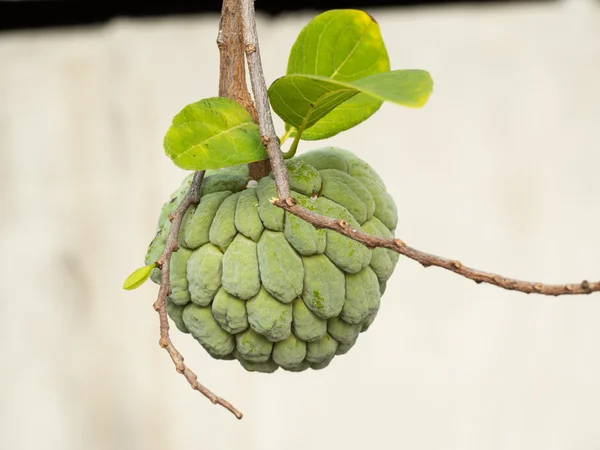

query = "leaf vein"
[330,24,370,79]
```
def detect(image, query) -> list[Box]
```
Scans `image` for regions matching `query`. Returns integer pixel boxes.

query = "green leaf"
[164,97,267,170]
[123,263,156,291]
[294,94,382,141]
[283,9,391,140]
[269,70,433,133]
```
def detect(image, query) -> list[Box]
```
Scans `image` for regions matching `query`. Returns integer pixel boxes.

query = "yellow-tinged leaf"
[281,9,390,140]
[123,263,156,290]
[269,70,433,135]
[164,97,267,171]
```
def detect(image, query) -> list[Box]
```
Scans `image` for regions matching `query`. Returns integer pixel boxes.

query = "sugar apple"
[145,147,399,373]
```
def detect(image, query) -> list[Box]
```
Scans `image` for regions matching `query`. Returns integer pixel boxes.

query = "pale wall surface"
[1,1,600,449]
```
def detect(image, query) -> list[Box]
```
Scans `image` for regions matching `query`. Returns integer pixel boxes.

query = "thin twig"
[152,171,243,419]
[272,198,600,296]
[240,0,291,199]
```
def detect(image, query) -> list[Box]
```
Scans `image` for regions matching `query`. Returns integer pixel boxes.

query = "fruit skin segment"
[257,230,304,304]
[145,147,399,372]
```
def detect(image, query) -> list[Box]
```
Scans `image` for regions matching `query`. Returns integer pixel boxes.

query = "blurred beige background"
[1,0,600,449]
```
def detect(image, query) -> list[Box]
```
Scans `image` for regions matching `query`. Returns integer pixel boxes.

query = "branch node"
[452,260,463,269]
[338,219,348,228]
[285,197,296,206]
[261,135,271,146]
[394,238,405,247]
[245,44,256,54]
[581,280,590,290]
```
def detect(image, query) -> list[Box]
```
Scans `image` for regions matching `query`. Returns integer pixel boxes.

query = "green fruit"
[144,147,399,372]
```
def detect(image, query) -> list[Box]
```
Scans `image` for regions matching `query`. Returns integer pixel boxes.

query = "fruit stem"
[282,106,312,159]
[282,130,301,159]
[280,127,294,145]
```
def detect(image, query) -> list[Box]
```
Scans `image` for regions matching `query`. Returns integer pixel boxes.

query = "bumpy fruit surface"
[145,147,399,373]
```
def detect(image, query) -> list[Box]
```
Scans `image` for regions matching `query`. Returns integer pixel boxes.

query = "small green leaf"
[269,70,433,135]
[123,263,156,290]
[164,97,267,170]
[284,9,391,140]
